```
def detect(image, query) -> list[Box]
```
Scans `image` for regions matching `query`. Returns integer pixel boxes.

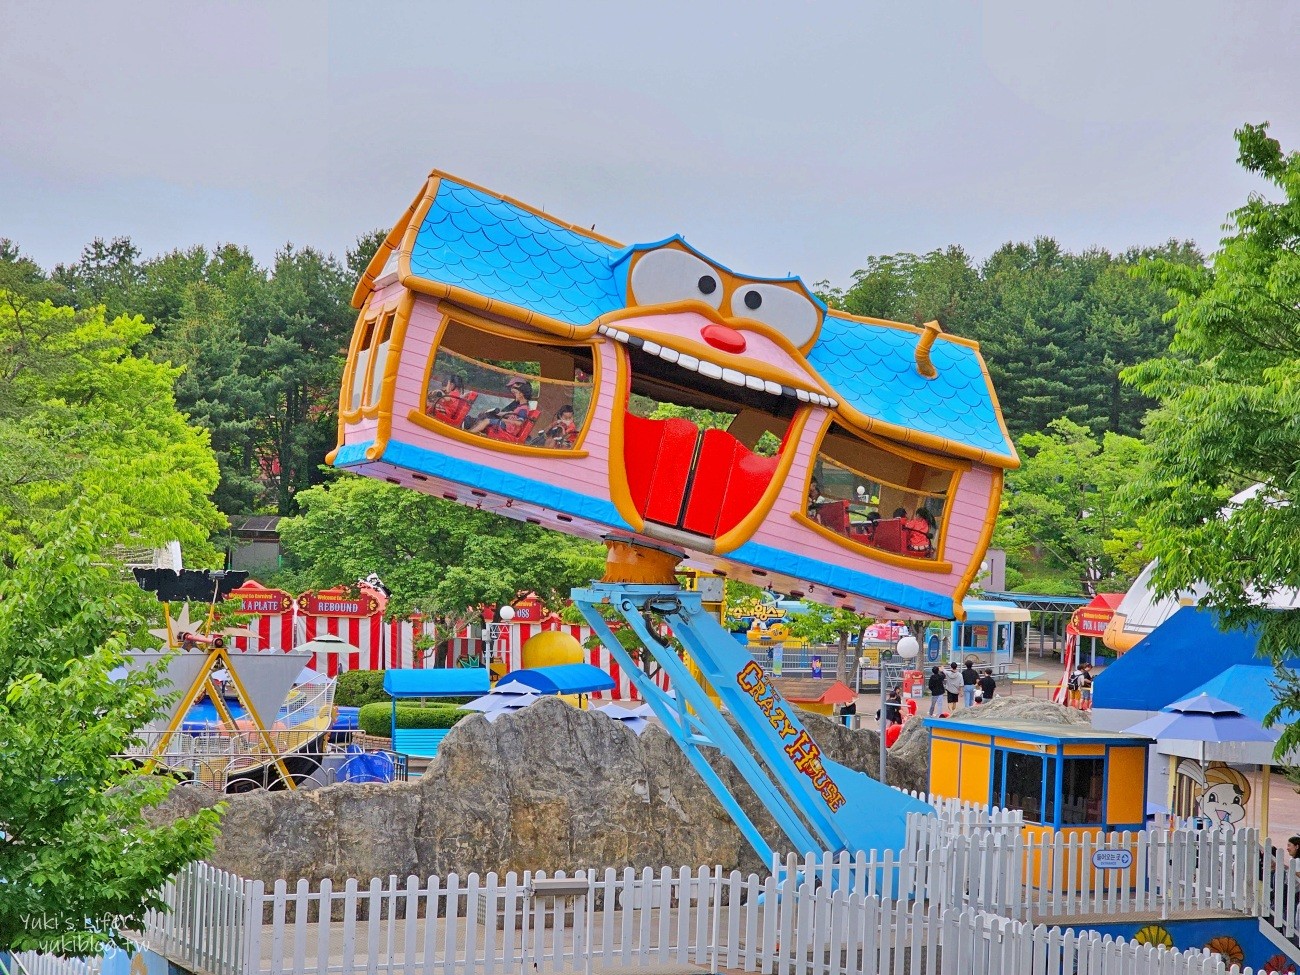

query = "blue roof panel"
[409,180,624,327]
[384,668,490,697]
[809,314,1013,458]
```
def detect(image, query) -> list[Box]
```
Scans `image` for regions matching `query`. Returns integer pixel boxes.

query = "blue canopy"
[505,663,616,695]
[1092,607,1298,712]
[384,668,489,698]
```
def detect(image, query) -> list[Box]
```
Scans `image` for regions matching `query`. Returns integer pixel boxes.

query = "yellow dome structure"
[520,629,585,669]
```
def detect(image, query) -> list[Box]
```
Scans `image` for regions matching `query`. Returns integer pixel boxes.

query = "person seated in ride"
[543,404,578,448]
[468,377,533,438]
[807,477,827,522]
[905,507,937,554]
[427,371,468,422]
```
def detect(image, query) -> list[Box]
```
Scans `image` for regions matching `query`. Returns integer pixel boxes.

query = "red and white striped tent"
[223,582,668,698]
[227,581,413,675]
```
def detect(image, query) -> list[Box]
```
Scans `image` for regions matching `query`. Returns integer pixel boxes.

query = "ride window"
[423,320,594,450]
[366,311,395,408]
[808,424,954,559]
[1060,758,1105,826]
[997,750,1049,824]
[348,309,396,411]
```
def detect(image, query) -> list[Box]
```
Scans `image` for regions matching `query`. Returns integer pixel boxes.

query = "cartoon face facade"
[332,173,1019,619]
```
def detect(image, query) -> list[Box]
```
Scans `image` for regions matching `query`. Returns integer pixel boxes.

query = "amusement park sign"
[297,589,382,618]
[736,661,845,812]
[1069,607,1114,638]
[232,587,292,615]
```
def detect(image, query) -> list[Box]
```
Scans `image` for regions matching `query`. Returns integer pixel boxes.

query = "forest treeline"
[1,228,1202,594]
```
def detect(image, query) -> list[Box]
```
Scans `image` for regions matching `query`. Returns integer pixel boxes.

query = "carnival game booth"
[925,716,1151,836]
[226,580,425,673]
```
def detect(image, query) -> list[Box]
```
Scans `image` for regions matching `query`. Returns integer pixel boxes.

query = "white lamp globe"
[498,605,516,622]
[896,635,920,660]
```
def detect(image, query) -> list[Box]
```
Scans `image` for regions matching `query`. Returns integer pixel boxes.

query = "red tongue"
[623,413,778,538]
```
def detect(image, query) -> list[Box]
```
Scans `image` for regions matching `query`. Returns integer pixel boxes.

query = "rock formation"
[151,697,928,886]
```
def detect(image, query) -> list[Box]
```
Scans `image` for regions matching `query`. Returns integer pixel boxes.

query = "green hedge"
[356,701,472,737]
[335,670,390,708]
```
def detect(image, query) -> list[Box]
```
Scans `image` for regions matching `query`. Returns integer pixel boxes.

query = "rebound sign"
[1092,848,1133,870]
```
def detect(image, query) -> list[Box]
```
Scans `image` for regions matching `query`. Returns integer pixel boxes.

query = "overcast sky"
[2,1,1297,288]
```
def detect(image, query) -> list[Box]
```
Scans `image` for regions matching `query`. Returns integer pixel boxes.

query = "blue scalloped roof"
[409,180,623,326]
[811,314,1012,458]
[404,178,1013,462]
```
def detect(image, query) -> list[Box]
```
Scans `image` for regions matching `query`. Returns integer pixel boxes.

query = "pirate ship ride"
[125,568,335,792]
[330,173,1017,619]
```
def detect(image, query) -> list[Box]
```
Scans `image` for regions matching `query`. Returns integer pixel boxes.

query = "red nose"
[701,323,747,354]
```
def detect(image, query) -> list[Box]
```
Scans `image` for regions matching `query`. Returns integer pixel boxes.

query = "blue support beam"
[574,582,932,866]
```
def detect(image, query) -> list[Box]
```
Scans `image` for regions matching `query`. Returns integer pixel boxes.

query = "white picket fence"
[1259,844,1300,940]
[3,954,100,975]
[133,852,1261,975]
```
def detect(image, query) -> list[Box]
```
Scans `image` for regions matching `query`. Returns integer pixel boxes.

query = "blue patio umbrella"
[1124,692,1277,763]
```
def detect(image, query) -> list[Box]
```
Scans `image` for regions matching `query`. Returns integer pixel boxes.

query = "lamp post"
[491,604,516,677]
[881,634,920,784]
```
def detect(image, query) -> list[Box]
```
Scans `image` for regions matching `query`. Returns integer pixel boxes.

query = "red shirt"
[885,723,902,748]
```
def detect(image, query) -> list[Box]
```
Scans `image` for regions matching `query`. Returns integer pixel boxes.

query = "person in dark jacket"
[927,665,946,716]
[961,660,979,708]
[978,668,997,703]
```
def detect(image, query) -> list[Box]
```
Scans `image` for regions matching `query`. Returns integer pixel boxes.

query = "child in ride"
[468,377,533,438]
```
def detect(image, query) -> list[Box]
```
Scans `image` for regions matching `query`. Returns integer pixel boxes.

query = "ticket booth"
[950,599,1030,675]
[925,716,1152,836]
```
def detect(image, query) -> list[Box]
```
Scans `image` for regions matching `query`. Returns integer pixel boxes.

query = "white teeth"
[597,327,836,408]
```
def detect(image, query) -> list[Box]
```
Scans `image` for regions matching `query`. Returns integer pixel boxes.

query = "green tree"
[996,417,1145,595]
[1122,122,1300,752]
[0,290,224,565]
[51,236,145,322]
[0,507,222,953]
[786,606,874,683]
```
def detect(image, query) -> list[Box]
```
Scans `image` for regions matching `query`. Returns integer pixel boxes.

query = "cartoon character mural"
[1176,760,1252,829]
[332,172,1018,619]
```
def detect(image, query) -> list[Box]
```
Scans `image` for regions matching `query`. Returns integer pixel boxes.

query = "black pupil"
[744,290,762,310]
[698,275,717,295]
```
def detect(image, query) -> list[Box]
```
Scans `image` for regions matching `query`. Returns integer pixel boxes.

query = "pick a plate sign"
[1092,849,1133,870]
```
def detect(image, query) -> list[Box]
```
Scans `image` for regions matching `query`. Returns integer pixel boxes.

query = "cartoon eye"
[728,282,821,346]
[629,248,724,309]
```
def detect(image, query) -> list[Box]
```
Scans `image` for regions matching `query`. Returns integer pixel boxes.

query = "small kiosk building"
[925,716,1151,835]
